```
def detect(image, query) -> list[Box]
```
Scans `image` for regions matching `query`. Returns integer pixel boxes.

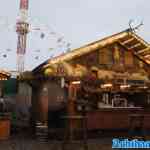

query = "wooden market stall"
[0,70,11,140]
[30,29,150,132]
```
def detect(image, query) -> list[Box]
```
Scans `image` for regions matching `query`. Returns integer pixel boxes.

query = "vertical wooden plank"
[68,83,76,115]
[99,47,108,65]
[68,83,77,129]
[39,83,48,123]
[99,47,113,66]
[124,50,134,67]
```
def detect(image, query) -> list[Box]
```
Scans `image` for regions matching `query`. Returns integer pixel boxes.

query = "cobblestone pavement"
[0,134,113,150]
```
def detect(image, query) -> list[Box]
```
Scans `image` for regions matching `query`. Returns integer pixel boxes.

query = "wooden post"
[67,82,77,130]
[68,83,76,114]
[39,83,48,124]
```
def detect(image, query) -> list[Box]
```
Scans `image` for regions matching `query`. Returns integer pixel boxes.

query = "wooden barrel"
[0,119,10,140]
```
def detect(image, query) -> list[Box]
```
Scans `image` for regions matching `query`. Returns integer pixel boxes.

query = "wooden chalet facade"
[29,29,150,130]
[0,70,11,140]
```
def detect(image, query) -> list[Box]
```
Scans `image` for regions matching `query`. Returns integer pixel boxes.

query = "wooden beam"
[121,38,135,45]
[145,60,150,64]
[144,54,150,58]
[128,43,141,49]
[137,47,150,54]
[130,32,150,47]
[140,50,150,56]
[134,53,150,65]
[119,41,150,66]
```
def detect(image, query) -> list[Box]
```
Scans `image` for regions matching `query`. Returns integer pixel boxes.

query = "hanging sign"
[57,64,66,76]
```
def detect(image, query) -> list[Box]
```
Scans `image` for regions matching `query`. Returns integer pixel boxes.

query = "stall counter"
[86,107,150,130]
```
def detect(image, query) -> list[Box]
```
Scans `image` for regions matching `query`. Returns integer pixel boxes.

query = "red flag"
[20,0,28,10]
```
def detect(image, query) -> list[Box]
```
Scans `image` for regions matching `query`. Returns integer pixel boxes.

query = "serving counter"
[86,107,150,130]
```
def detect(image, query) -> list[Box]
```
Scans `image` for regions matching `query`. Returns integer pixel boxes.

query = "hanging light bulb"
[48,48,53,51]
[35,49,40,52]
[35,56,39,60]
[40,32,45,39]
[3,54,7,58]
[66,43,71,47]
[50,31,56,35]
[57,37,63,43]
[6,48,11,51]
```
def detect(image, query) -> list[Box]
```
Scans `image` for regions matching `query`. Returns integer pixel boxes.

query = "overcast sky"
[0,0,150,71]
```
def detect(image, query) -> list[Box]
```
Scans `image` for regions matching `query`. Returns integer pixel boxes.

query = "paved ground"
[0,133,113,150]
[0,139,112,150]
[0,130,149,150]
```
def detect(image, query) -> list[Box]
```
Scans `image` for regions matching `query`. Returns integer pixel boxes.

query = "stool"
[128,114,145,140]
[61,115,88,150]
[35,122,48,143]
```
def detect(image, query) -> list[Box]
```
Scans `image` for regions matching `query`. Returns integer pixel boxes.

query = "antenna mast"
[16,0,29,72]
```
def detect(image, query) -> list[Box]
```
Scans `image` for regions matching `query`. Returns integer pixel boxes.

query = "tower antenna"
[16,0,29,72]
[128,19,144,32]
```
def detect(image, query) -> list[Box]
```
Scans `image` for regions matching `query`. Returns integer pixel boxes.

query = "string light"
[120,84,131,89]
[101,83,112,88]
[35,56,39,60]
[34,49,40,52]
[40,32,45,39]
[3,54,7,58]
[71,81,81,85]
[0,16,72,69]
